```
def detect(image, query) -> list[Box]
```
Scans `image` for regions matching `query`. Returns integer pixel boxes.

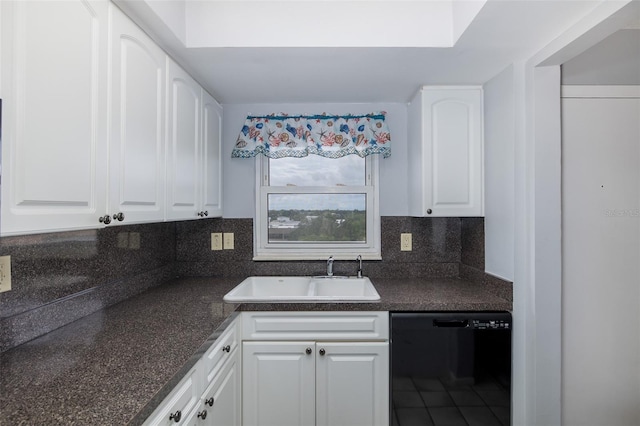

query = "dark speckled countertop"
[0,276,511,425]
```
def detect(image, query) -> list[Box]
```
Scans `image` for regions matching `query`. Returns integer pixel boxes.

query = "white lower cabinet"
[242,341,316,426]
[143,317,241,426]
[316,342,389,426]
[183,348,241,426]
[144,364,202,426]
[241,311,390,426]
[243,341,389,426]
[144,312,390,426]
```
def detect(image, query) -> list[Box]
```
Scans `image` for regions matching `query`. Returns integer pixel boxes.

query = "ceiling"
[115,0,636,104]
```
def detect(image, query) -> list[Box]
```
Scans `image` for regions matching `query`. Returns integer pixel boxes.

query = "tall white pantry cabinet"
[0,0,223,236]
[408,86,484,217]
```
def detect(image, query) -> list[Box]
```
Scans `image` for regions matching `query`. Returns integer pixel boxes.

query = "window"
[254,155,381,260]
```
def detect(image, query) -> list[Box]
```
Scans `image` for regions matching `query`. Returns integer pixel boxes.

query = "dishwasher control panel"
[473,319,511,329]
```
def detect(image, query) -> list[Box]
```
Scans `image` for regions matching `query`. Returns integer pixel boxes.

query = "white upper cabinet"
[0,1,223,235]
[408,87,484,217]
[165,59,202,221]
[109,5,166,224]
[0,0,109,235]
[166,59,223,221]
[200,90,223,219]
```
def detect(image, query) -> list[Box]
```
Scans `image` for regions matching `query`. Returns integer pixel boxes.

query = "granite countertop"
[0,276,511,425]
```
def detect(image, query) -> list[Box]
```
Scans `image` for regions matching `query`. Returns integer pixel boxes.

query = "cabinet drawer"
[143,364,200,426]
[242,311,389,341]
[202,317,240,384]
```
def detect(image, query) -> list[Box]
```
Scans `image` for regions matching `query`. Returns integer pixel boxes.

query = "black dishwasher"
[390,312,512,426]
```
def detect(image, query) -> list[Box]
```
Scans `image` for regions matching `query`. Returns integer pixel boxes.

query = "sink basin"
[312,277,380,298]
[223,276,380,302]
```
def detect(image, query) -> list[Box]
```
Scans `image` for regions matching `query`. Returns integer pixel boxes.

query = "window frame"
[254,155,381,261]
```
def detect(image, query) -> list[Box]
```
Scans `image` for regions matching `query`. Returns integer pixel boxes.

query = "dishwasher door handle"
[432,319,469,328]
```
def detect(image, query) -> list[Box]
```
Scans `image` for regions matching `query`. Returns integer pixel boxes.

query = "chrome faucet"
[327,256,334,277]
[356,255,363,278]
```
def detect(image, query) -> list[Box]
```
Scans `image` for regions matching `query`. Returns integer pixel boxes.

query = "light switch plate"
[400,233,412,251]
[223,233,234,250]
[211,233,223,250]
[0,255,12,293]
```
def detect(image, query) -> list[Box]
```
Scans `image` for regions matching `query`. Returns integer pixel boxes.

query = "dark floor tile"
[428,407,467,426]
[459,406,502,426]
[449,390,485,406]
[395,376,418,391]
[396,407,435,426]
[490,406,511,426]
[394,391,426,408]
[472,378,502,391]
[476,389,510,407]
[420,391,455,407]
[413,377,446,391]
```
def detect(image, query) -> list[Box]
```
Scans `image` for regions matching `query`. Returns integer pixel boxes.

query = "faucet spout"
[356,255,363,278]
[327,256,334,277]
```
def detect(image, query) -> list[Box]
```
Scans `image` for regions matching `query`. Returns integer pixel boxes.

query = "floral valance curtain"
[231,112,391,159]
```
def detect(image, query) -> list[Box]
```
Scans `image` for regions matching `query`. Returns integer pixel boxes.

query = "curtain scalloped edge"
[231,146,391,159]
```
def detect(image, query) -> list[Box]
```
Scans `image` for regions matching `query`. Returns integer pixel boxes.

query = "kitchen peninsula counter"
[0,276,511,425]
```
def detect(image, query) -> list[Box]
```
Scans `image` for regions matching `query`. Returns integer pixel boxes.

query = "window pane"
[269,156,365,187]
[268,194,366,243]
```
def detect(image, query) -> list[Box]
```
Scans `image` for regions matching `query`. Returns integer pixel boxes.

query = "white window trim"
[253,155,381,261]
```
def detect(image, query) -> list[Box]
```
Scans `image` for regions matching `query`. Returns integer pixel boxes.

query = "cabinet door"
[316,342,389,426]
[165,59,201,221]
[109,6,165,224]
[201,90,223,218]
[199,347,241,426]
[243,341,315,426]
[409,87,483,217]
[0,0,108,235]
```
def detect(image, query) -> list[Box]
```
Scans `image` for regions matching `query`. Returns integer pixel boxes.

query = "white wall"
[562,29,640,85]
[483,65,515,281]
[222,103,409,218]
[561,87,640,426]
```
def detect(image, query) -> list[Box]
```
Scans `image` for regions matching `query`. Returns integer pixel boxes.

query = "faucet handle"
[356,255,363,278]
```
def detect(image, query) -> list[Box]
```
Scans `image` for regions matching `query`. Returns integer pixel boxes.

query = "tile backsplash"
[0,216,500,352]
[175,217,470,279]
[0,223,176,352]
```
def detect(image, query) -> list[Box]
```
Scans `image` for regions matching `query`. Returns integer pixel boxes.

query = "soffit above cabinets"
[114,0,637,103]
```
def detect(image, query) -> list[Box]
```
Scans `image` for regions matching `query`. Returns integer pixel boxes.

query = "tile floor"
[391,376,510,426]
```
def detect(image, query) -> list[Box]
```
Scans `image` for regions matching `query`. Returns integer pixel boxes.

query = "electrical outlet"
[117,232,129,249]
[211,233,223,250]
[0,255,12,293]
[223,233,234,250]
[400,233,412,251]
[129,232,141,250]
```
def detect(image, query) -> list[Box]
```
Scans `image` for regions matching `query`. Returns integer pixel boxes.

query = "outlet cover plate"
[400,233,412,251]
[0,255,11,292]
[223,233,234,250]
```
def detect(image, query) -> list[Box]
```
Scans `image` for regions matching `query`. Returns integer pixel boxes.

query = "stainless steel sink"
[223,276,380,302]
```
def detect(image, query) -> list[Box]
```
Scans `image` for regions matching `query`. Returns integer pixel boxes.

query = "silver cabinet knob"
[204,397,214,407]
[203,210,208,217]
[427,209,433,215]
[98,215,111,225]
[222,345,231,353]
[113,212,125,222]
[319,348,326,356]
[197,410,207,420]
[306,347,312,355]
